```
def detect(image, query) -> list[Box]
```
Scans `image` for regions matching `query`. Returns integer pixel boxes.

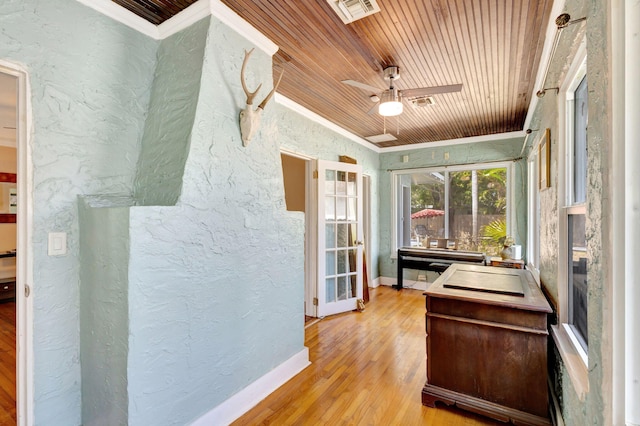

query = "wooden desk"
[422,264,552,425]
[395,247,486,290]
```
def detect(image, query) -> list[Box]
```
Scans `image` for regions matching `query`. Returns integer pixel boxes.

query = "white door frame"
[280,149,317,318]
[0,60,34,426]
[362,174,371,289]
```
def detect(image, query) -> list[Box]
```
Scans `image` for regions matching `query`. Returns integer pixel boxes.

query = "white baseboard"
[378,276,396,287]
[370,277,381,288]
[378,276,432,291]
[191,348,310,426]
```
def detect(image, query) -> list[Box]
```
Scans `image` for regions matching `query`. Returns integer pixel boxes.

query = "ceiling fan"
[342,66,462,117]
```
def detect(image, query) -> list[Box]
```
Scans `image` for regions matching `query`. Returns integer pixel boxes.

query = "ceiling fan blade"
[366,102,380,115]
[341,79,384,94]
[400,84,463,99]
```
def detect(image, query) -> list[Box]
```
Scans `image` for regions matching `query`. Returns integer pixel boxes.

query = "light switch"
[48,232,67,256]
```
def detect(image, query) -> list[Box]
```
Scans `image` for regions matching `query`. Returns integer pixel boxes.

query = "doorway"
[0,62,30,425]
[0,70,17,424]
[280,151,316,321]
[280,153,372,320]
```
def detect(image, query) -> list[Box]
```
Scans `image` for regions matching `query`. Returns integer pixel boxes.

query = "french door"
[316,160,363,317]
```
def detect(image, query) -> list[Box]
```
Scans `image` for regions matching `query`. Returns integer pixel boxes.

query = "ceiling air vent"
[327,0,381,24]
[410,96,435,108]
[365,133,397,144]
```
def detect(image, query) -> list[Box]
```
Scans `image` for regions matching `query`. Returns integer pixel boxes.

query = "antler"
[241,48,262,105]
[257,69,284,111]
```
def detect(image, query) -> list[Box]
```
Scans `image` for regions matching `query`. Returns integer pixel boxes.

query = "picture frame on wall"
[539,128,551,190]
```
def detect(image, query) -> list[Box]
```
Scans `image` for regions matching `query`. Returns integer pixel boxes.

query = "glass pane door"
[317,160,363,317]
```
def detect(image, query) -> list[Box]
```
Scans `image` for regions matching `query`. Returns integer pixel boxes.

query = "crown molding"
[156,0,211,39]
[379,131,527,153]
[274,94,525,154]
[523,0,567,130]
[75,0,159,38]
[209,0,278,55]
[275,94,381,154]
[75,0,278,54]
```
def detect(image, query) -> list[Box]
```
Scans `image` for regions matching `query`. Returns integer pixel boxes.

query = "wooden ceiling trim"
[110,0,199,25]
[522,0,552,93]
[510,1,529,125]
[387,4,435,89]
[428,1,473,133]
[110,0,554,146]
[485,1,500,133]
[430,1,470,135]
[357,2,471,141]
[229,0,378,91]
[475,1,497,133]
[114,1,163,25]
[434,1,479,137]
[437,1,482,135]
[505,2,518,124]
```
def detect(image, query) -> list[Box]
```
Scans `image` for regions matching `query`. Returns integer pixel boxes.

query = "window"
[568,211,587,350]
[556,43,588,375]
[563,73,588,353]
[393,162,511,256]
[527,152,540,274]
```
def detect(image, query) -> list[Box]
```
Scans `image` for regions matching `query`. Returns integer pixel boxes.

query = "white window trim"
[555,37,589,398]
[390,161,514,258]
[526,149,540,281]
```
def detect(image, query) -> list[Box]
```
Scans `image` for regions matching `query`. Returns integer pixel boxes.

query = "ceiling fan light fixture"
[379,100,403,116]
[378,89,403,116]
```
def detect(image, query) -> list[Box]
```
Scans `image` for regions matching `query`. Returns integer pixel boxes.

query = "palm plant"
[482,218,507,246]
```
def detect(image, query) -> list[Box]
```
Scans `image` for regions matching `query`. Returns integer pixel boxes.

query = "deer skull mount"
[239,48,284,146]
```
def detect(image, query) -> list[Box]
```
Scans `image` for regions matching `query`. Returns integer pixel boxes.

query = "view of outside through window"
[566,73,588,349]
[407,167,508,256]
[568,213,588,350]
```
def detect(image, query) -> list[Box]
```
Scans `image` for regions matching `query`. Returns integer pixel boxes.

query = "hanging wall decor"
[539,128,551,190]
[239,48,284,146]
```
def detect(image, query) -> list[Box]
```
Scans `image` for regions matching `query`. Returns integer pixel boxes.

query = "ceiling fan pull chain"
[383,115,387,135]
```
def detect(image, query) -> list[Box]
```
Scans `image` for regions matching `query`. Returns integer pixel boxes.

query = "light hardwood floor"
[0,301,15,424]
[232,286,501,425]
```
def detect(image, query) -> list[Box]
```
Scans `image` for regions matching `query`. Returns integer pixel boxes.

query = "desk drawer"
[0,280,16,300]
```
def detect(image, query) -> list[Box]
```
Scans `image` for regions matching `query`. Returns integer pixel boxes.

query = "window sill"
[525,263,540,284]
[550,324,589,400]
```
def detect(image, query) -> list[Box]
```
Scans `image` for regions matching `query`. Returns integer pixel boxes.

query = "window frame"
[390,160,514,257]
[526,150,540,280]
[552,38,589,398]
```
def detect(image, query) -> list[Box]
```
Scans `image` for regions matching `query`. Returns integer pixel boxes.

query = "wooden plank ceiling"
[111,0,553,148]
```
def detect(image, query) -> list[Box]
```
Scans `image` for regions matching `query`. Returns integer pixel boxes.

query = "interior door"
[317,160,363,317]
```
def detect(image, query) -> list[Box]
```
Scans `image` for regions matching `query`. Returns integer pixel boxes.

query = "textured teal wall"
[528,0,610,424]
[125,17,305,425]
[79,196,133,425]
[134,17,209,206]
[0,1,158,424]
[274,109,381,277]
[377,138,526,279]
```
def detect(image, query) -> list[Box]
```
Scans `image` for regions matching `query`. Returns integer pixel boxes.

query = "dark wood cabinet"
[0,278,15,301]
[422,264,552,425]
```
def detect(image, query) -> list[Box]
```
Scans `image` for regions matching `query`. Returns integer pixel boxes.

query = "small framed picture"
[539,128,551,190]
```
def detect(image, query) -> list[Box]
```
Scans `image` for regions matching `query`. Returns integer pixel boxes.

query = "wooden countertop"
[425,264,552,313]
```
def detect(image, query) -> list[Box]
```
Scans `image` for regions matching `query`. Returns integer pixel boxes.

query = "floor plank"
[0,301,15,424]
[232,286,501,425]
